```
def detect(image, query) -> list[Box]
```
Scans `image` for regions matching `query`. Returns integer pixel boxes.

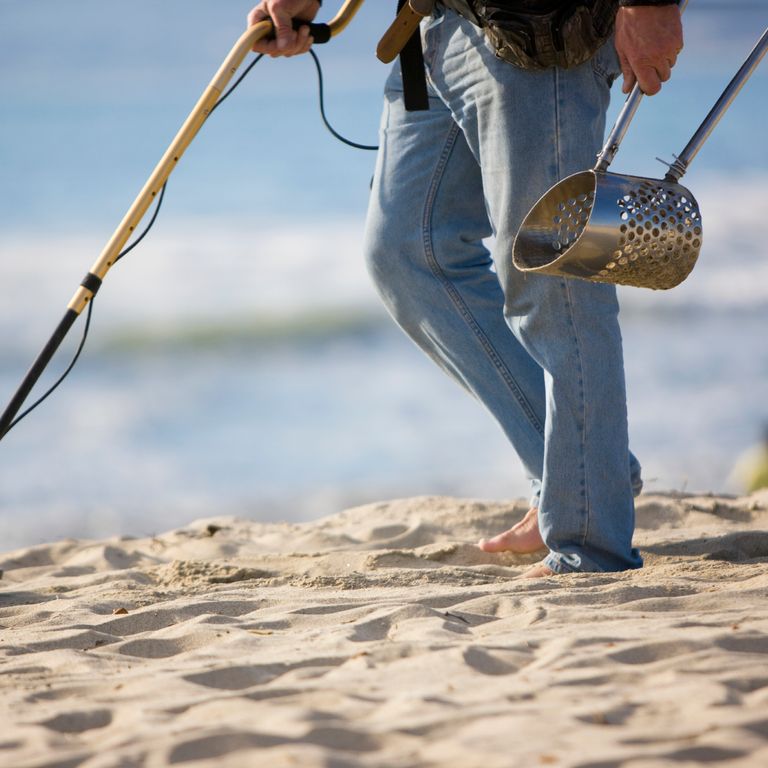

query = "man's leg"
[424,10,642,573]
[364,49,550,510]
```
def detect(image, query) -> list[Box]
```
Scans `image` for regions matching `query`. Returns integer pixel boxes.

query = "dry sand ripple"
[1,492,768,767]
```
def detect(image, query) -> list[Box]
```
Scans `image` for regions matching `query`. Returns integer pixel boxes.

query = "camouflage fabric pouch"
[441,0,618,70]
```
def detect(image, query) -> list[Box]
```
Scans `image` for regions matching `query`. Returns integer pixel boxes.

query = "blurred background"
[0,0,766,549]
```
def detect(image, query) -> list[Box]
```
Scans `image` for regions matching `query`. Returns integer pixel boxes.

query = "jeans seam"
[563,277,590,546]
[421,123,544,437]
[553,66,590,546]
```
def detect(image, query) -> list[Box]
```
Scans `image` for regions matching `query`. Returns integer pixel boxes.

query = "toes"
[477,528,546,554]
[477,536,510,553]
[522,562,555,578]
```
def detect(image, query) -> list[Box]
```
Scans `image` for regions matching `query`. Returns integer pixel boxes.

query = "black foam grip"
[290,20,331,44]
[80,272,103,295]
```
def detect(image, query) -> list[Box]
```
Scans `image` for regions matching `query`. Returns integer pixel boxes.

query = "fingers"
[634,63,665,96]
[270,8,298,52]
[615,6,683,96]
[270,24,313,58]
[246,1,317,56]
[249,16,311,56]
[622,55,675,96]
[247,5,273,52]
[657,58,673,84]
[253,23,312,57]
[246,6,264,27]
[619,53,636,94]
[290,25,314,57]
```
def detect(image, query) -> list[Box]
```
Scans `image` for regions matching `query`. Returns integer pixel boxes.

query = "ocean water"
[0,1,766,549]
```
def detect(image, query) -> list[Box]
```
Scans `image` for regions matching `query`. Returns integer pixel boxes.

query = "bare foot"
[522,561,555,578]
[477,506,546,554]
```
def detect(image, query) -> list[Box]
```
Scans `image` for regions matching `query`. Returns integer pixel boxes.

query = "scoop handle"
[593,82,643,172]
[593,0,689,173]
[666,26,768,182]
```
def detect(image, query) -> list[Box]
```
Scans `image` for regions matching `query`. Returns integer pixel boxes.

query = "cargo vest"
[389,1,621,111]
[440,0,620,70]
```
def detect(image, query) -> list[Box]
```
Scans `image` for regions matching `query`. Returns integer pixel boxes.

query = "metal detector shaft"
[0,311,80,438]
[0,0,366,440]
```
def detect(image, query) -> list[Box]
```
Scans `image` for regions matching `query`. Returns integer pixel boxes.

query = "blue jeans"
[363,9,643,573]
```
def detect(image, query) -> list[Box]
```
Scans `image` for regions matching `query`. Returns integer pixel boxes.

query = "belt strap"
[394,1,430,111]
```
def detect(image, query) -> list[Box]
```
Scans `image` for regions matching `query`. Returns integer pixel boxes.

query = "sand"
[1,491,768,767]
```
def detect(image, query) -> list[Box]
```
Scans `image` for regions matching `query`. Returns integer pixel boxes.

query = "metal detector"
[0,0,366,440]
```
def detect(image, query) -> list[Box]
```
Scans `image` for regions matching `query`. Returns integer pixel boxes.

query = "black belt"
[396,0,430,111]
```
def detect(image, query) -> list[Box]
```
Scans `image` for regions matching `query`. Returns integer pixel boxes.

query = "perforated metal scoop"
[513,27,767,290]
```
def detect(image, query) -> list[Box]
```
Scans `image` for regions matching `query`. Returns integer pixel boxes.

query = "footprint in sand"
[40,709,112,734]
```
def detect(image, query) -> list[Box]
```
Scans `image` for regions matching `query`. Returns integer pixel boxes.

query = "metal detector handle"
[666,26,768,182]
[290,19,332,43]
[0,0,367,442]
[594,0,688,173]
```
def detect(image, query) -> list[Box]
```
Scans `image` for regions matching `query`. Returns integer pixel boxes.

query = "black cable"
[115,181,167,263]
[6,182,168,432]
[4,46,376,435]
[208,53,265,118]
[309,48,378,151]
[8,300,95,431]
[213,48,377,150]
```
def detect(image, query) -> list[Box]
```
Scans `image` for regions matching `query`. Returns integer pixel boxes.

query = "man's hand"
[247,0,321,57]
[615,5,683,95]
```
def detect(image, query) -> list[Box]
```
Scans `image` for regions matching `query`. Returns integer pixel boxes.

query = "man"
[247,0,683,576]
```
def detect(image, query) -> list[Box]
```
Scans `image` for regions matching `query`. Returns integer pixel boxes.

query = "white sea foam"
[1,173,765,353]
[0,217,382,352]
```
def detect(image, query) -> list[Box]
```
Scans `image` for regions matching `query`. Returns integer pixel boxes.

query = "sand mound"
[2,491,767,767]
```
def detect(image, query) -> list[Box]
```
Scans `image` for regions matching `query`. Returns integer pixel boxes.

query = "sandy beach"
[1,491,767,767]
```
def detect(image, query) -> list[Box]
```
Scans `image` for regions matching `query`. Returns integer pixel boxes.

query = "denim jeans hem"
[544,548,643,574]
[543,552,587,575]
